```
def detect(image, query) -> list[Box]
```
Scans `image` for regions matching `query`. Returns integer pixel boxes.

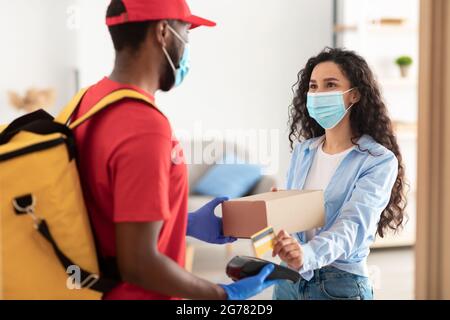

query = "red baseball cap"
[106,0,216,29]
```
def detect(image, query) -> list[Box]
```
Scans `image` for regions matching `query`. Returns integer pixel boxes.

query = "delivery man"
[71,0,277,300]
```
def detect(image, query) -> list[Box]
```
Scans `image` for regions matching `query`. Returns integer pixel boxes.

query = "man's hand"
[272,230,304,271]
[187,197,237,244]
[220,264,279,300]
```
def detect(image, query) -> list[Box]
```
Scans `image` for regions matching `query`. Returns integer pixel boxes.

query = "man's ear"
[155,20,170,47]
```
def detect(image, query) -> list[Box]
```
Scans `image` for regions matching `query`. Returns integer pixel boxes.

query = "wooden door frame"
[416,0,450,300]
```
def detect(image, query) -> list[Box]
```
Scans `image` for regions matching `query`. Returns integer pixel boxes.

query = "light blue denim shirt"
[286,134,398,281]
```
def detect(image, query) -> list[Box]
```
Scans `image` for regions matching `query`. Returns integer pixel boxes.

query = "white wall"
[0,0,78,123]
[74,0,114,87]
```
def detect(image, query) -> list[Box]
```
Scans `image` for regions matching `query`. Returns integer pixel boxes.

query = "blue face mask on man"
[162,24,190,88]
[306,88,356,130]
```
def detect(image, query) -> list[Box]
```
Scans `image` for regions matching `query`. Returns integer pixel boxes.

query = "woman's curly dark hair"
[288,47,407,238]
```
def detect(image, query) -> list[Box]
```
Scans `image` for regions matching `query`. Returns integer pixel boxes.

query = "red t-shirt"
[72,77,188,300]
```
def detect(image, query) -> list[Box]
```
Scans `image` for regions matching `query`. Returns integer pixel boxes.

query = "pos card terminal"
[226,256,301,283]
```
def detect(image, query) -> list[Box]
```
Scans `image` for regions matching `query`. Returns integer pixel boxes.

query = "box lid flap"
[229,190,321,202]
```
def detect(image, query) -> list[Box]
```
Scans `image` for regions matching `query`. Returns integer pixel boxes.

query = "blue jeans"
[273,266,373,300]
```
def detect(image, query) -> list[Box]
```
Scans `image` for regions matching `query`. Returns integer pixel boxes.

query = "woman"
[272,48,407,300]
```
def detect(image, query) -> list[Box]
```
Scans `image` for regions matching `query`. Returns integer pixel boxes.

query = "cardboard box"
[222,190,325,238]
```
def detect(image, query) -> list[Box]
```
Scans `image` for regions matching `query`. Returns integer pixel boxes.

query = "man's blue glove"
[219,264,278,300]
[187,197,237,244]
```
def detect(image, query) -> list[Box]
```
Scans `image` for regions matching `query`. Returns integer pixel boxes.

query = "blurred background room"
[1,0,449,300]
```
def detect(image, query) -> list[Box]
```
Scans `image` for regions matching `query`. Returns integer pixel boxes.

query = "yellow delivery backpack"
[0,88,155,299]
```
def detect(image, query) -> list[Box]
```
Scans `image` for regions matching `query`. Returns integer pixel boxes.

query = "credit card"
[250,226,275,258]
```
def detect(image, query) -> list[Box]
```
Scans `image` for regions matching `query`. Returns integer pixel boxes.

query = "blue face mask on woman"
[306,88,356,130]
[162,24,190,88]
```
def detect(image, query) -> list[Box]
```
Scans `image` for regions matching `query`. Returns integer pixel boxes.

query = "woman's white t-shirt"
[303,141,353,241]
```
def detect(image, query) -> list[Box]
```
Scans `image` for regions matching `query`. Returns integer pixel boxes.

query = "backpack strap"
[36,218,119,294]
[55,87,90,126]
[13,194,118,294]
[55,88,156,129]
